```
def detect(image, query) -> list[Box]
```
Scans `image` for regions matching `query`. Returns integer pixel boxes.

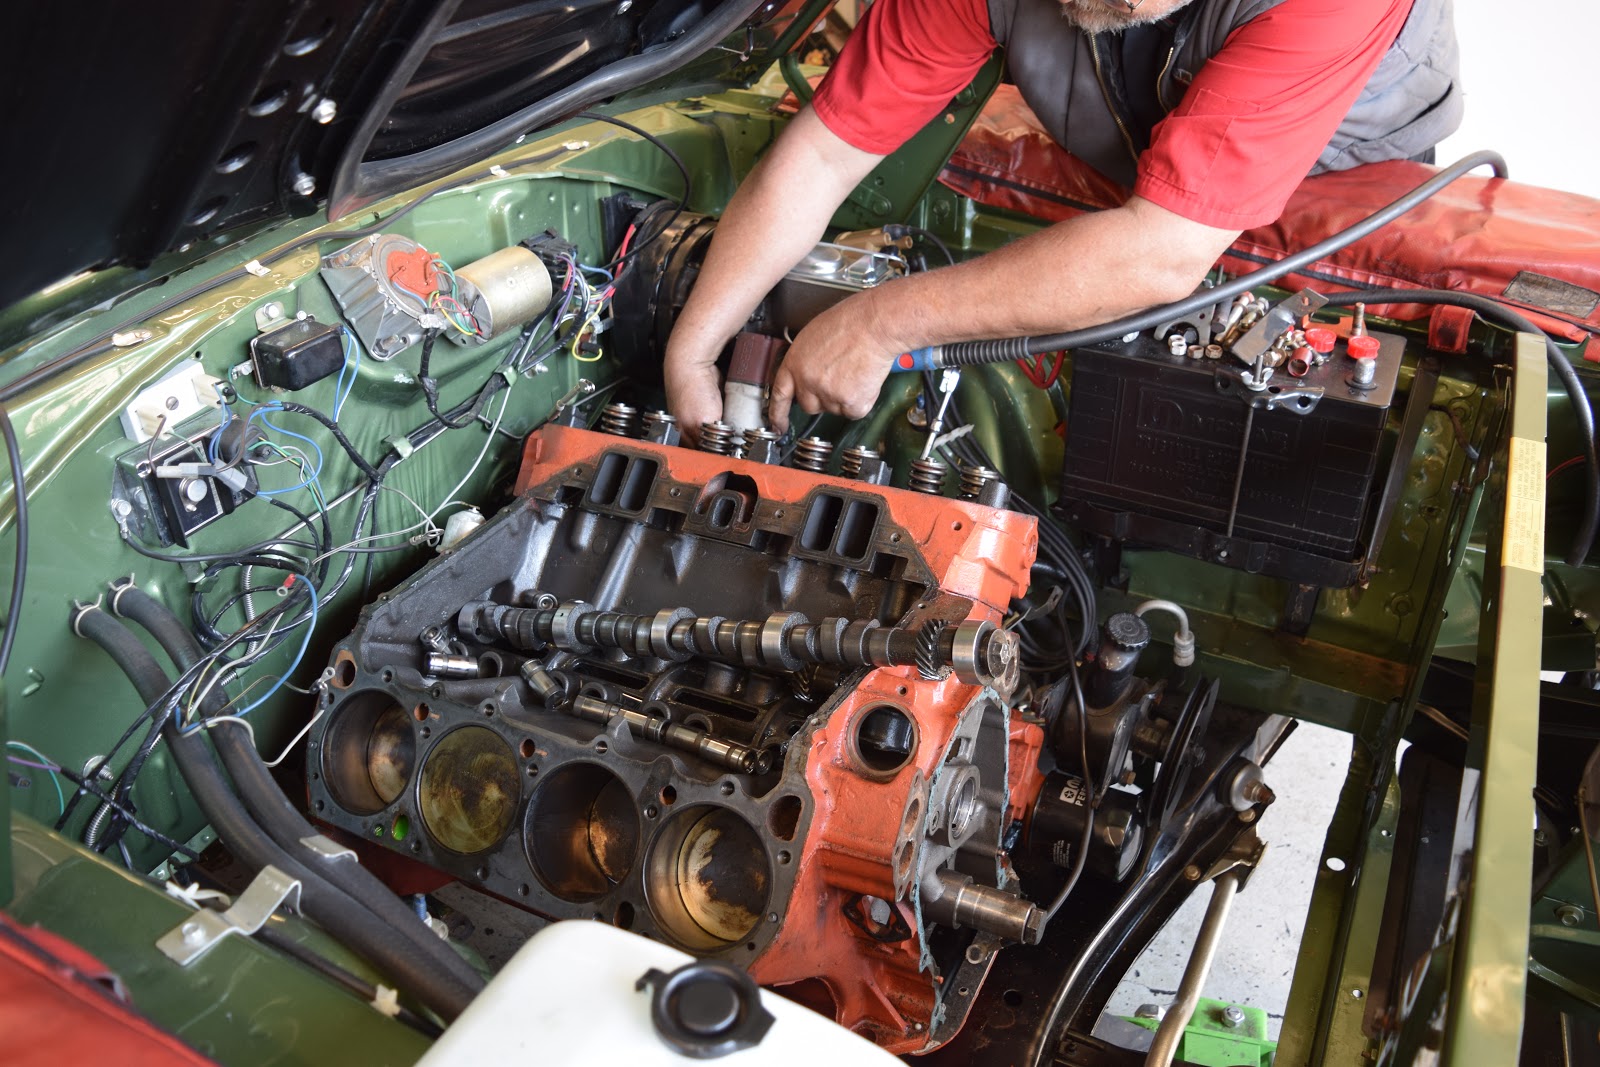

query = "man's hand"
[663,333,724,441]
[767,290,905,433]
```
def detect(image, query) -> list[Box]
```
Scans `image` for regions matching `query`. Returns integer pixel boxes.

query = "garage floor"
[1103,721,1352,1041]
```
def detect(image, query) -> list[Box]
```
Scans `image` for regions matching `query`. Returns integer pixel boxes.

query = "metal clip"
[157,865,301,965]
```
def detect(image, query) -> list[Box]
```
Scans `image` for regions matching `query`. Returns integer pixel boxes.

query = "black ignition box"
[1058,332,1402,586]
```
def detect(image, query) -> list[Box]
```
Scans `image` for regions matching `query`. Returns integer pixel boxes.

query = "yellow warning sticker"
[1503,436,1546,574]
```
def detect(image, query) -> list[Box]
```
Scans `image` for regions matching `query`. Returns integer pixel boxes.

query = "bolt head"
[181,921,204,944]
[1134,1003,1166,1020]
[1222,1005,1247,1028]
[1558,905,1584,927]
[291,173,316,197]
[310,98,338,125]
[1183,864,1202,881]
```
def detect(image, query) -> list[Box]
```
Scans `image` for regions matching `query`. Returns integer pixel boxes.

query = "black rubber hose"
[71,604,479,1021]
[934,150,1510,365]
[108,584,487,999]
[1319,287,1596,566]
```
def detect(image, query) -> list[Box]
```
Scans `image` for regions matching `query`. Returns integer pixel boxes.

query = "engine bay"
[2,24,1598,1066]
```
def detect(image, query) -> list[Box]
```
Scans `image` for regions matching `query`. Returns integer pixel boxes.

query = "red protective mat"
[940,85,1600,360]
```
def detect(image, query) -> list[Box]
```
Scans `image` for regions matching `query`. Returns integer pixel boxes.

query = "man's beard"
[1058,0,1181,34]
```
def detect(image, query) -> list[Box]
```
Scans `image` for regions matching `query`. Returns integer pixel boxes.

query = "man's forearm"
[858,197,1240,352]
[669,110,882,362]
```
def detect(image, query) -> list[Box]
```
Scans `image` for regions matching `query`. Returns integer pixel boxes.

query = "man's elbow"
[1121,197,1240,307]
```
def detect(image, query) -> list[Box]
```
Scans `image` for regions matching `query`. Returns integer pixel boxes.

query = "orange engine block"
[310,423,1047,1053]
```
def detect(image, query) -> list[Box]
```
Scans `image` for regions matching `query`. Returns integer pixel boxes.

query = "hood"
[3,0,808,321]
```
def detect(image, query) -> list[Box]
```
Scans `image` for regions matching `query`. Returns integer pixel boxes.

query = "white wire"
[425,373,518,524]
[265,705,327,768]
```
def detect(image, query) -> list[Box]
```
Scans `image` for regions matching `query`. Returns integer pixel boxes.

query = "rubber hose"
[71,605,479,1020]
[1319,287,1596,567]
[108,584,487,998]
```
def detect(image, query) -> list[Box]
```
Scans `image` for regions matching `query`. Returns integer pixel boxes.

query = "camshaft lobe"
[456,600,1017,689]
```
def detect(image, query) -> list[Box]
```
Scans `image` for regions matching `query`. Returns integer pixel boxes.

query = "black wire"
[577,111,693,271]
[252,925,445,1038]
[0,405,27,676]
[119,528,321,565]
[416,328,482,430]
[897,225,955,266]
[53,762,201,859]
[1041,648,1094,924]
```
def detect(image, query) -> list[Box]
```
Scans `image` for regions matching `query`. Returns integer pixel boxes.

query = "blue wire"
[183,580,320,732]
[249,406,325,495]
[577,263,615,282]
[333,329,361,420]
[5,741,66,815]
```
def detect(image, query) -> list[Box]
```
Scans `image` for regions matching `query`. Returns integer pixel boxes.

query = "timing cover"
[307,424,1044,1052]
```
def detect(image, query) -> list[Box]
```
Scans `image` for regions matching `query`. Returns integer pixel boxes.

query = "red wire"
[1549,455,1585,480]
[1016,351,1065,389]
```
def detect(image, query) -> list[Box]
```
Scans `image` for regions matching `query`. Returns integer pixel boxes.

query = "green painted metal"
[1,681,9,907]
[828,54,1004,231]
[1274,740,1402,1067]
[1125,996,1276,1067]
[7,814,430,1065]
[1439,333,1545,1065]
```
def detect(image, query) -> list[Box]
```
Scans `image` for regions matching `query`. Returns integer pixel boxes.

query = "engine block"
[307,423,1045,1052]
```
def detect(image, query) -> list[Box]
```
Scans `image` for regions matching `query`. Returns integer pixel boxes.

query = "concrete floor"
[1104,721,1352,1041]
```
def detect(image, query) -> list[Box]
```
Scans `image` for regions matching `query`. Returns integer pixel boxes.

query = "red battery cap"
[1347,335,1381,360]
[1304,327,1337,354]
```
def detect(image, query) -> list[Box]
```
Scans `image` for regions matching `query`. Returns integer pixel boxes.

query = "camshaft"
[456,600,1018,690]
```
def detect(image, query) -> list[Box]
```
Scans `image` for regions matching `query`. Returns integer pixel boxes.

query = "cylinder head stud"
[598,402,639,438]
[790,437,834,473]
[907,457,949,495]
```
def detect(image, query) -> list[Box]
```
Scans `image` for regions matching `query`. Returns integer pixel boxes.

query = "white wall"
[1436,2,1600,196]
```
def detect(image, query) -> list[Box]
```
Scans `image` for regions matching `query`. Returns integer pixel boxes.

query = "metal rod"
[1223,405,1255,540]
[1145,870,1242,1067]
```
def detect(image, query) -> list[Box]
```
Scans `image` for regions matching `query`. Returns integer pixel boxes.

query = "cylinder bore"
[322,693,415,815]
[645,806,772,950]
[525,763,640,902]
[418,725,520,854]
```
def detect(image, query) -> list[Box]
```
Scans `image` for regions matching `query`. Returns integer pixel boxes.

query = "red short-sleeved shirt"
[811,0,1412,229]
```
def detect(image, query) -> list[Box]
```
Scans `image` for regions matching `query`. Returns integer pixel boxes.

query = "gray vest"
[986,0,1463,188]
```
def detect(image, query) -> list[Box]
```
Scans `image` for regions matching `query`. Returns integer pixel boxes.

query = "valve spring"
[743,427,780,449]
[908,457,949,496]
[958,464,1001,501]
[599,402,639,438]
[641,410,676,436]
[914,620,950,680]
[790,437,834,473]
[699,421,736,455]
[839,446,880,479]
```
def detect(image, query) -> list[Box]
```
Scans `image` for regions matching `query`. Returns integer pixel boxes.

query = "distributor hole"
[853,705,917,775]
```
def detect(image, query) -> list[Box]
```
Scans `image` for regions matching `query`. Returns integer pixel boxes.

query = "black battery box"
[1057,331,1403,587]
